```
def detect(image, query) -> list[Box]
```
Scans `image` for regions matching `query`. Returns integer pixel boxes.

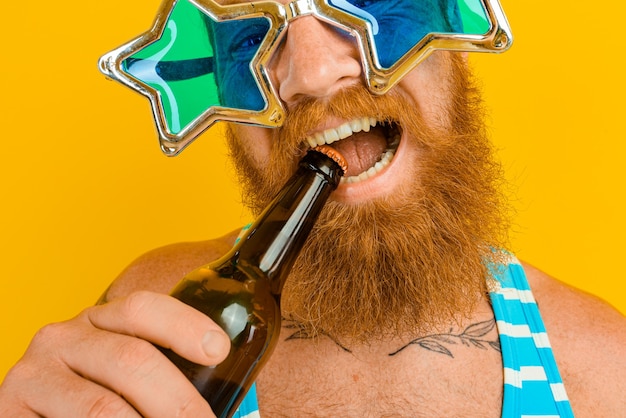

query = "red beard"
[225,53,510,341]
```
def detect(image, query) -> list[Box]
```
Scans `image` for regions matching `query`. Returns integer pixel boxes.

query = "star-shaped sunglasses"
[99,0,512,155]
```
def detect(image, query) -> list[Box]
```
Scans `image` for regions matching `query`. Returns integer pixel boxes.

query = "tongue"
[330,127,388,177]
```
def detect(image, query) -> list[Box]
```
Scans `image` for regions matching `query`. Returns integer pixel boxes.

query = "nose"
[272,17,363,105]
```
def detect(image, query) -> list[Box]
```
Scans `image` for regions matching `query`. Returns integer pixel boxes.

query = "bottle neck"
[236,151,343,294]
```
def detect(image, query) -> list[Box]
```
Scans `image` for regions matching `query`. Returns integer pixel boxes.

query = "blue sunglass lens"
[328,0,466,68]
[121,0,270,134]
[205,16,270,111]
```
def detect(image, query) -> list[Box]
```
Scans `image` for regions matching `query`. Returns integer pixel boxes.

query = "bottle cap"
[311,145,348,176]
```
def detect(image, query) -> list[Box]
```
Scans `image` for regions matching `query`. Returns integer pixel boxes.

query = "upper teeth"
[305,117,377,148]
[305,117,400,184]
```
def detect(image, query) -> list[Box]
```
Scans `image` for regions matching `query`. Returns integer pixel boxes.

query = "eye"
[229,31,266,62]
[235,33,265,51]
[352,0,376,9]
[224,20,271,61]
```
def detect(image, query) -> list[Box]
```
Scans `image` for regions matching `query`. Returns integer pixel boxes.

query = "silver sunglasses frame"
[99,0,512,155]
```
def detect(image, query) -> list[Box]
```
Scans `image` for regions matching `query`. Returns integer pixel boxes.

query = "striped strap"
[489,258,575,417]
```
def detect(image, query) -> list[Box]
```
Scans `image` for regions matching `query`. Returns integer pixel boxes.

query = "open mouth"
[305,118,401,184]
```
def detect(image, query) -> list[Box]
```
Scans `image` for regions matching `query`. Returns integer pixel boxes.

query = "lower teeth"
[340,135,399,184]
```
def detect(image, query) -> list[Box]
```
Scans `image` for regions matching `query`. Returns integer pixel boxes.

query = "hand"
[0,291,231,417]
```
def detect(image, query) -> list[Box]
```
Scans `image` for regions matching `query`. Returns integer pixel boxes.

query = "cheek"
[396,52,457,130]
[229,124,274,168]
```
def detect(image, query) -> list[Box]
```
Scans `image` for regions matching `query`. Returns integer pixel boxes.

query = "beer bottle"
[160,146,346,417]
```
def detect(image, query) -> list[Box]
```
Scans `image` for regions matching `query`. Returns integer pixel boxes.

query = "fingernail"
[202,330,230,360]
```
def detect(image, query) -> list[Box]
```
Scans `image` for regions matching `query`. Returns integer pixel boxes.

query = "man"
[1,0,624,416]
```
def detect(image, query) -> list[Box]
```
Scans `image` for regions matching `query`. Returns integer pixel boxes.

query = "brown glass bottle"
[160,148,345,417]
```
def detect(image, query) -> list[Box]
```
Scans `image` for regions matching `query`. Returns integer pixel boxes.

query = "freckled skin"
[0,4,625,418]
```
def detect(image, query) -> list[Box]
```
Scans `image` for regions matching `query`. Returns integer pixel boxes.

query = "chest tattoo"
[282,317,501,358]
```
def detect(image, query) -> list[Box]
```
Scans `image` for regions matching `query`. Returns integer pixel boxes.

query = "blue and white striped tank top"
[233,257,575,418]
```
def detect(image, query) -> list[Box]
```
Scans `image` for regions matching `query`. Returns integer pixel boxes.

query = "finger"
[55,318,217,418]
[21,365,141,418]
[44,378,141,418]
[0,407,38,418]
[1,347,139,418]
[86,291,230,365]
[0,380,40,418]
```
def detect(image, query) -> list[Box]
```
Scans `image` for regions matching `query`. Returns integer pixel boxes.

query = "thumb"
[201,329,231,364]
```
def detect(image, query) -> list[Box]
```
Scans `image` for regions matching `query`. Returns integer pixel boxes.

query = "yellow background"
[1,0,624,381]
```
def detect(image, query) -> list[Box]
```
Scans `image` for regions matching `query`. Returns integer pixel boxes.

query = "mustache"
[275,85,423,156]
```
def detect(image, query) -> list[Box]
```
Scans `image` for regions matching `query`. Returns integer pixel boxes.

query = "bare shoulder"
[101,229,241,302]
[521,261,626,416]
